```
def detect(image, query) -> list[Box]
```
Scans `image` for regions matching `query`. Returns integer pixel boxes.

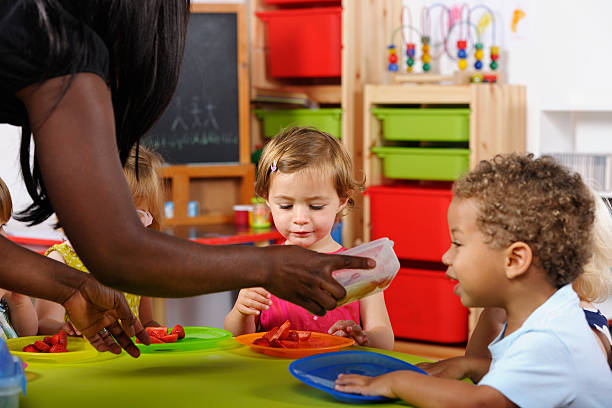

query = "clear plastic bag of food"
[333,238,400,306]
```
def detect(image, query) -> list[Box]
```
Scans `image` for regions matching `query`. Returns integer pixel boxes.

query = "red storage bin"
[367,185,453,262]
[256,7,342,78]
[385,267,468,343]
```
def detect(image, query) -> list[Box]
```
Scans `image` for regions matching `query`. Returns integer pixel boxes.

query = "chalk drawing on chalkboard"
[171,98,189,132]
[144,10,245,164]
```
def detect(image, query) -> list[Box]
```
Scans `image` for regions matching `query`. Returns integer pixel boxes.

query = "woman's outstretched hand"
[61,275,150,357]
[262,245,375,316]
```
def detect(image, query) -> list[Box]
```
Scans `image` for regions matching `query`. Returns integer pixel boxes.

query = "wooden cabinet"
[362,83,526,333]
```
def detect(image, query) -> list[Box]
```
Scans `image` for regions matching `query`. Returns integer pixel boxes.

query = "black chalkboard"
[145,12,240,164]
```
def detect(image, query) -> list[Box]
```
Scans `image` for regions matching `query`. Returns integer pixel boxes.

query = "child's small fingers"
[247,298,270,310]
[237,304,262,316]
[247,292,272,306]
[251,287,272,298]
[328,320,348,334]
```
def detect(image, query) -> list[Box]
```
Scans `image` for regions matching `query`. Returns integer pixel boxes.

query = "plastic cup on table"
[233,205,253,227]
[332,238,400,306]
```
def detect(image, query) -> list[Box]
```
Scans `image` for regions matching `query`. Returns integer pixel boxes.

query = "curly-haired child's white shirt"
[479,284,612,407]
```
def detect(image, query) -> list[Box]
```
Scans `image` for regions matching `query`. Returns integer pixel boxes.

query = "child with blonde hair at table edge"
[0,177,37,338]
[224,127,394,350]
[335,154,612,407]
[36,146,163,334]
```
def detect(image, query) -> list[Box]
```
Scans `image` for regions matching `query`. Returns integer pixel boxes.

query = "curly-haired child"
[418,185,612,380]
[36,146,163,334]
[335,154,612,407]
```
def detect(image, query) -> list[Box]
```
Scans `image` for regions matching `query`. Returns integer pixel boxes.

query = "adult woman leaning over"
[0,0,373,356]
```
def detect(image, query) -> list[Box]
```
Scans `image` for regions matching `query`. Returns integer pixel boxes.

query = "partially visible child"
[36,146,163,335]
[224,127,394,350]
[417,188,612,381]
[335,154,612,406]
[0,177,38,338]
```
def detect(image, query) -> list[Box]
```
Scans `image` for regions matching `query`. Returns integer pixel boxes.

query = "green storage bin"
[255,108,342,138]
[372,108,470,142]
[371,146,470,181]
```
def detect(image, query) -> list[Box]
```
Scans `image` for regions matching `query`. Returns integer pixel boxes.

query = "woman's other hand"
[61,275,150,357]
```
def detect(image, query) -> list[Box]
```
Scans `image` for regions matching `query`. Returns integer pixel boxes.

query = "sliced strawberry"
[269,339,286,348]
[34,340,51,352]
[22,344,39,353]
[49,344,67,353]
[269,320,291,342]
[136,336,164,344]
[253,338,270,347]
[43,337,54,346]
[160,334,178,343]
[170,324,185,340]
[57,330,68,347]
[277,321,291,340]
[50,334,60,345]
[279,339,299,348]
[286,331,299,341]
[262,326,278,342]
[145,327,169,339]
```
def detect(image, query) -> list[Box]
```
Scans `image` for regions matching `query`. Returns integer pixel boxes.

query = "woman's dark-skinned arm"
[0,237,149,356]
[18,73,374,316]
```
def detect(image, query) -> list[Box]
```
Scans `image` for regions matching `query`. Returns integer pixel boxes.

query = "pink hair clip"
[270,160,277,172]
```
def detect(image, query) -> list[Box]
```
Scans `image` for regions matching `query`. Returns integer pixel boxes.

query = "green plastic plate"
[135,326,233,353]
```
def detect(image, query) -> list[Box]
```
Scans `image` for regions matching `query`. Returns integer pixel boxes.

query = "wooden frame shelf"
[160,164,255,226]
[363,83,526,334]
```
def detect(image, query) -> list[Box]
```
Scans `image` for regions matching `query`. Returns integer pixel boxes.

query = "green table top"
[20,339,429,407]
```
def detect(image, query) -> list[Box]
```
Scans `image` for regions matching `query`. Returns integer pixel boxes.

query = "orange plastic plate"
[234,331,354,359]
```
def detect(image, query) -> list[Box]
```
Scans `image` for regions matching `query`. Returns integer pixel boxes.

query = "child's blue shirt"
[479,284,612,407]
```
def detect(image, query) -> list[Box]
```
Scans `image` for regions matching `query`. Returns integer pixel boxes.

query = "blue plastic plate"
[289,350,427,403]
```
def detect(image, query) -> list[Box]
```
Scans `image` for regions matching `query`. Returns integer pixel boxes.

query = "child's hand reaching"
[416,356,469,379]
[417,356,491,383]
[335,373,395,398]
[235,287,272,316]
[328,320,368,346]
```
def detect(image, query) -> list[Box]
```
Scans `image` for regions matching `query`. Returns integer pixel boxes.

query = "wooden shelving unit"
[363,83,527,333]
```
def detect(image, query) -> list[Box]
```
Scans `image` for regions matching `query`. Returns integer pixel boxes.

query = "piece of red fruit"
[297,331,312,341]
[145,327,169,339]
[57,330,68,347]
[34,341,51,352]
[22,345,39,353]
[262,326,278,342]
[269,339,286,348]
[50,334,60,345]
[43,337,54,346]
[277,321,291,340]
[253,338,270,347]
[160,334,178,343]
[170,324,185,340]
[49,344,67,353]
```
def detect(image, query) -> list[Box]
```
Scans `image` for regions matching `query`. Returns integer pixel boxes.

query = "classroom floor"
[393,340,465,361]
